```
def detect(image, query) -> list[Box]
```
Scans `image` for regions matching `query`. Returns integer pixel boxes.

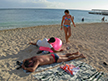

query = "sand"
[0,23,108,81]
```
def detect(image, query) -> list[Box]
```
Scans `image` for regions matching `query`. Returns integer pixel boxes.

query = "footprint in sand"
[71,44,78,50]
[77,45,90,51]
[78,45,83,48]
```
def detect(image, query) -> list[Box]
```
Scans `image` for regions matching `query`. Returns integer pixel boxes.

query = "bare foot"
[29,42,32,44]
[67,40,70,42]
[67,51,80,56]
[80,54,86,58]
[66,40,70,43]
[29,42,31,44]
[74,51,80,55]
[60,49,64,52]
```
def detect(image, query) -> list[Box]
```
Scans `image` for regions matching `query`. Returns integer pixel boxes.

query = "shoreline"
[0,22,107,31]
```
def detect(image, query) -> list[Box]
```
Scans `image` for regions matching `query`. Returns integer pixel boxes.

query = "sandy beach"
[0,23,108,81]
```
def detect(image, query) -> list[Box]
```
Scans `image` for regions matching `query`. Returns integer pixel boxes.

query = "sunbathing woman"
[61,10,76,43]
[22,52,85,72]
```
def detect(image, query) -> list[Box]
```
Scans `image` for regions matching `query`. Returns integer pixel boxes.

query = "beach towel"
[33,61,108,81]
[22,60,79,74]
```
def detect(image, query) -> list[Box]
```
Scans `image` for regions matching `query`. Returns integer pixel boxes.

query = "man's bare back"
[31,55,55,65]
[22,52,85,72]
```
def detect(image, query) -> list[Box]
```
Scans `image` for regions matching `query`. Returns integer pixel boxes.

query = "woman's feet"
[66,35,71,43]
[66,39,70,43]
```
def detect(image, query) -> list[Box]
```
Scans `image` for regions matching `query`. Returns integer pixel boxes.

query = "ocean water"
[0,8,108,30]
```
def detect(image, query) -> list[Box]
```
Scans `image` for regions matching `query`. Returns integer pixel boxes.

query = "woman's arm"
[61,16,64,30]
[71,16,76,27]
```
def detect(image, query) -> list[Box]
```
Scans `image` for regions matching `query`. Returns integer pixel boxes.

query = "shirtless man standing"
[22,52,85,72]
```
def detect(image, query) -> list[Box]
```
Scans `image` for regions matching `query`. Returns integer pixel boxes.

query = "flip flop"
[16,61,21,65]
[66,47,70,50]
[103,62,107,65]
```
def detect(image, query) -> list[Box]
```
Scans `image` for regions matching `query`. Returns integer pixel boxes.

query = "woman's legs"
[63,26,71,43]
[63,26,68,43]
[67,27,71,41]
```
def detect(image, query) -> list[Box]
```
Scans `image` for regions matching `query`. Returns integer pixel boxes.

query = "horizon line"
[0,7,91,11]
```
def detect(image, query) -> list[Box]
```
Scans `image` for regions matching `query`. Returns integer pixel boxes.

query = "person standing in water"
[101,17,105,21]
[61,10,76,43]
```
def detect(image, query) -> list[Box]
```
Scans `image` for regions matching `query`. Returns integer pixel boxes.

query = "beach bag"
[60,64,80,75]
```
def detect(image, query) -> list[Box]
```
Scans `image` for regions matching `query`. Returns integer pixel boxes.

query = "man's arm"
[22,58,31,65]
[71,16,76,27]
[22,60,40,72]
[26,60,39,72]
[22,58,31,71]
[29,42,36,45]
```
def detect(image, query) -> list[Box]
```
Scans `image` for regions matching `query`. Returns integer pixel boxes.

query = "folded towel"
[60,64,80,75]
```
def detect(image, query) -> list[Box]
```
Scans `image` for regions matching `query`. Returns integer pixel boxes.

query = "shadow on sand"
[2,45,45,77]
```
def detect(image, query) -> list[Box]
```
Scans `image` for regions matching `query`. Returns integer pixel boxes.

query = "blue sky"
[0,0,108,10]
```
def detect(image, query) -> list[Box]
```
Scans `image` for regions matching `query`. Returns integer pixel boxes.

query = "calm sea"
[0,8,108,30]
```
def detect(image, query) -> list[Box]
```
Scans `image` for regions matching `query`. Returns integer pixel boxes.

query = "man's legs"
[60,51,79,57]
[67,27,71,41]
[57,53,85,63]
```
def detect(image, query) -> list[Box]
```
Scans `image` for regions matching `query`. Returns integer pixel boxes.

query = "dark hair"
[64,10,69,13]
[48,37,55,43]
[24,60,34,68]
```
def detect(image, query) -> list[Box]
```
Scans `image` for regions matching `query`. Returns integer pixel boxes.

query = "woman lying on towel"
[22,52,86,72]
